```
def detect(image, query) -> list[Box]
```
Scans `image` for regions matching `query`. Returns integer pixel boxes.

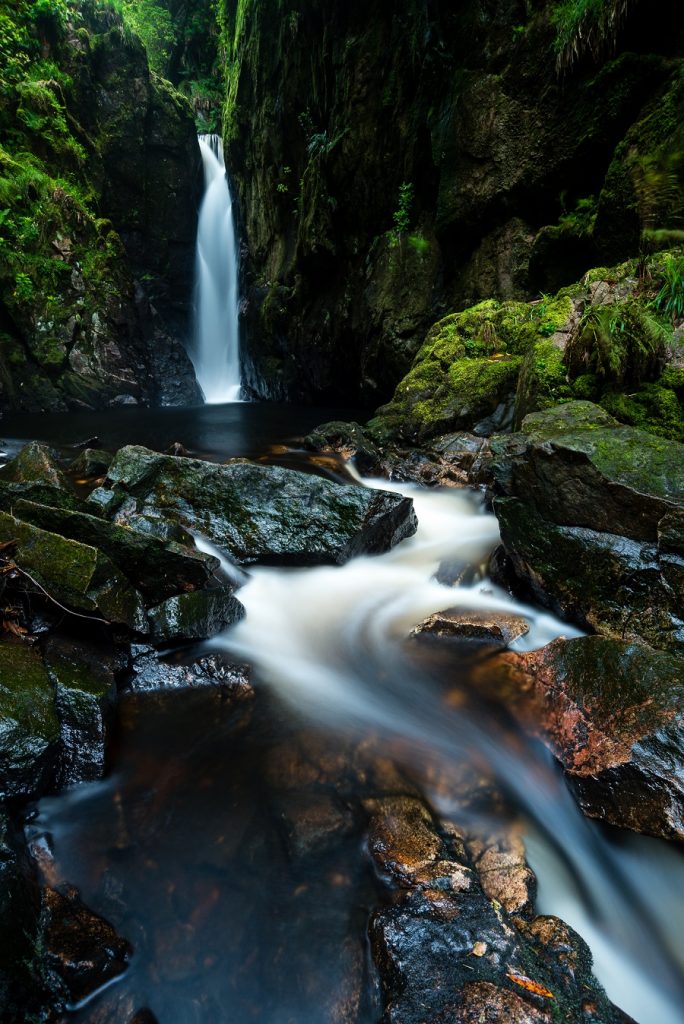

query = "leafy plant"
[654,253,684,322]
[388,182,414,246]
[566,300,670,384]
[552,0,636,73]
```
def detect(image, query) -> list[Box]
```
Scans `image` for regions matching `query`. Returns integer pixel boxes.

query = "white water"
[191,134,242,403]
[212,472,683,1024]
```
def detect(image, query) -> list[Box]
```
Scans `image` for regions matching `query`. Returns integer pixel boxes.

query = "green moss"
[600,382,684,441]
[515,338,574,426]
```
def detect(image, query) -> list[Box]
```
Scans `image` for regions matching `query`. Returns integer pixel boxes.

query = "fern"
[566,301,670,384]
[654,253,684,322]
[552,0,638,74]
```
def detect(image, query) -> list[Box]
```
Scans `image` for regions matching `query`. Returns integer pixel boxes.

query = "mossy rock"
[69,449,113,478]
[147,588,245,643]
[514,338,574,427]
[13,499,220,604]
[0,511,147,630]
[0,643,59,799]
[0,442,68,489]
[88,446,417,566]
[43,636,116,789]
[369,296,573,442]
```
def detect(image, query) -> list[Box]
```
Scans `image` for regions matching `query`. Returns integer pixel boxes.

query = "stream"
[8,402,683,1024]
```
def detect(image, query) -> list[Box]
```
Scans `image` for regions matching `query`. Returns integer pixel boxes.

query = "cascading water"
[217,472,684,1024]
[190,133,242,403]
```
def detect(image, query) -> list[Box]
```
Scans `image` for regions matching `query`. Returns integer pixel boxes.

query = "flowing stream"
[190,134,242,403]
[20,415,683,1024]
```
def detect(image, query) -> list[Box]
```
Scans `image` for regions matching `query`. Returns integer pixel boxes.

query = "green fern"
[566,301,670,384]
[654,253,684,322]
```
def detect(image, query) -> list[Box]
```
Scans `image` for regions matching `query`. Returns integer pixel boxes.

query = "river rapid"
[6,402,683,1024]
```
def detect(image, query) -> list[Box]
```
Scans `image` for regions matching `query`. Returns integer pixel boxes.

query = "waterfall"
[191,133,242,403]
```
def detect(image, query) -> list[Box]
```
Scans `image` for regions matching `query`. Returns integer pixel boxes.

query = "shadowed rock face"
[87,445,418,566]
[490,402,684,653]
[475,636,684,842]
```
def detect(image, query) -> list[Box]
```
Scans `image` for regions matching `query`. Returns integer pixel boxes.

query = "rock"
[88,446,417,566]
[0,442,68,489]
[69,449,113,478]
[41,885,132,1007]
[366,794,629,1023]
[43,636,117,789]
[367,297,572,443]
[0,812,42,1017]
[304,421,383,475]
[491,402,684,652]
[0,442,82,513]
[128,649,253,697]
[13,499,220,604]
[147,587,244,643]
[0,643,59,799]
[482,637,684,842]
[0,512,147,631]
[412,609,529,646]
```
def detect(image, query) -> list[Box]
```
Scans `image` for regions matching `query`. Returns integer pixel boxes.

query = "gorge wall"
[224,0,684,404]
[0,0,202,414]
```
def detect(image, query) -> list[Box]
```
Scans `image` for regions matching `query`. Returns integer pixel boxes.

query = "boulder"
[491,402,684,652]
[0,512,147,631]
[13,500,219,604]
[366,794,630,1023]
[481,637,684,842]
[412,609,529,646]
[68,448,113,479]
[0,442,81,513]
[128,649,253,696]
[43,637,117,790]
[87,446,417,566]
[147,588,244,643]
[0,644,59,799]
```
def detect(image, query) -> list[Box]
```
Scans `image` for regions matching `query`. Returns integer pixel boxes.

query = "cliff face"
[223,0,684,404]
[0,0,203,414]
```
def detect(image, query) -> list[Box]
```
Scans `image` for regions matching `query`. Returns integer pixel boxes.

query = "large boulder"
[366,794,631,1023]
[491,402,684,652]
[87,446,417,566]
[0,443,82,513]
[479,637,684,842]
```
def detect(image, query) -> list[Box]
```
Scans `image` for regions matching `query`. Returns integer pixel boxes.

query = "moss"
[515,338,574,426]
[600,382,684,441]
[370,294,573,441]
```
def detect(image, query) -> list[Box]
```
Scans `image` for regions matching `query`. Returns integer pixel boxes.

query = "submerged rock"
[0,813,42,1019]
[491,402,684,652]
[41,886,132,1008]
[0,643,59,799]
[128,649,253,697]
[483,636,684,842]
[88,446,417,565]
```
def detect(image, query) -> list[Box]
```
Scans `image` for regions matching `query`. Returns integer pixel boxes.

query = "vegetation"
[552,0,637,72]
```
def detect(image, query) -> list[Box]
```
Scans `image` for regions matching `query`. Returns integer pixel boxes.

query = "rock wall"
[0,0,203,414]
[223,0,684,404]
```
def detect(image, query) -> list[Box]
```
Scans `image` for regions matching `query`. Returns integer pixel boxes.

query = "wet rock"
[491,402,684,653]
[484,636,684,842]
[278,793,355,860]
[147,587,244,643]
[128,648,253,697]
[69,448,113,479]
[43,636,117,789]
[13,499,219,604]
[0,643,59,799]
[367,794,630,1023]
[0,442,82,513]
[41,885,132,1007]
[0,512,147,631]
[412,609,529,646]
[88,445,417,565]
[0,442,68,489]
[0,812,42,1017]
[304,421,384,475]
